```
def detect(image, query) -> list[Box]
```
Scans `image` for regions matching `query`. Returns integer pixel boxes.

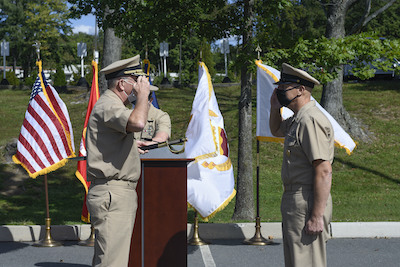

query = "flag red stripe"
[22,119,55,165]
[45,85,72,134]
[35,96,71,157]
[18,134,46,170]
[28,103,64,160]
[15,151,35,174]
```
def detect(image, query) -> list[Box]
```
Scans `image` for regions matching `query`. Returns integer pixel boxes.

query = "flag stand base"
[33,218,62,247]
[243,217,273,246]
[78,225,95,247]
[188,211,208,246]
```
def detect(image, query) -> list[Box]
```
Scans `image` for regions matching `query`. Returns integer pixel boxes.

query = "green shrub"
[23,74,36,87]
[53,64,66,87]
[5,71,20,86]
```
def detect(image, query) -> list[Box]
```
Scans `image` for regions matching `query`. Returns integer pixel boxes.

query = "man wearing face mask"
[85,55,156,267]
[270,63,334,267]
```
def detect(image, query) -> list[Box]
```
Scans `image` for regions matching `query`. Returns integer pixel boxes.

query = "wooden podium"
[128,146,192,267]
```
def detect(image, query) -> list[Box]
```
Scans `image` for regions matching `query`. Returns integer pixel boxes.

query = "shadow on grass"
[335,157,400,185]
[0,163,85,225]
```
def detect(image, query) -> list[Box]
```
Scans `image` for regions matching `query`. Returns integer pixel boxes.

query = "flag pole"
[188,56,208,246]
[29,44,61,247]
[188,210,208,246]
[78,45,99,247]
[244,47,272,245]
[33,174,62,247]
[243,140,272,245]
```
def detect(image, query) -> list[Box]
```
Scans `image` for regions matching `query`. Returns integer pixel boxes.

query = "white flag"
[256,60,356,154]
[185,62,236,220]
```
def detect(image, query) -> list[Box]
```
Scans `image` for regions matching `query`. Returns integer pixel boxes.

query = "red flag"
[13,60,75,178]
[75,60,100,223]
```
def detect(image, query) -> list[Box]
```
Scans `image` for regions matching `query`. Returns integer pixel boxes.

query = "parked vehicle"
[344,58,400,81]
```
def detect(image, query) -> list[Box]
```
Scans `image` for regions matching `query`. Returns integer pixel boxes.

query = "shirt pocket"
[141,120,155,140]
[285,131,301,158]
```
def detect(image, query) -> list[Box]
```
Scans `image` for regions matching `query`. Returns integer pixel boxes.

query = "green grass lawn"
[0,79,399,225]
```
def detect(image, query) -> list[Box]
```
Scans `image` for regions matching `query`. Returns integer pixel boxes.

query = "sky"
[70,14,96,35]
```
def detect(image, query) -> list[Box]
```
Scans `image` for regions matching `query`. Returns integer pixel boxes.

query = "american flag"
[13,61,75,178]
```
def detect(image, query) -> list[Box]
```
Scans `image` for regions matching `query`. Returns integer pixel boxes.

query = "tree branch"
[350,0,397,34]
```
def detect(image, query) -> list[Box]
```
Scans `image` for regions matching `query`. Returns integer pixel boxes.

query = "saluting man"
[86,55,158,267]
[270,63,334,267]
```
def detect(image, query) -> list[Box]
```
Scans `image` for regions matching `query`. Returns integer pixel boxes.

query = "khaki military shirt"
[280,101,334,185]
[134,104,171,141]
[86,90,140,182]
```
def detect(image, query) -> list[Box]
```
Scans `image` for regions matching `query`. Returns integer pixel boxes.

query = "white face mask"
[122,79,137,104]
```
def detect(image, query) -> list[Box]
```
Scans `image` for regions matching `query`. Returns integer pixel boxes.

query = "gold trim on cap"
[125,69,146,75]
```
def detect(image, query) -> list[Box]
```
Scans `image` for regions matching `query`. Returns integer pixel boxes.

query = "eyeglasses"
[278,84,301,93]
[122,78,135,86]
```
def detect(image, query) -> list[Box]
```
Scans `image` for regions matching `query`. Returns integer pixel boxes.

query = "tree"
[347,0,398,35]
[68,0,232,91]
[231,0,255,221]
[358,1,400,38]
[53,64,66,87]
[69,2,123,93]
[0,0,25,71]
[0,0,71,77]
[257,0,399,142]
[321,0,397,142]
[255,0,324,49]
[99,26,122,93]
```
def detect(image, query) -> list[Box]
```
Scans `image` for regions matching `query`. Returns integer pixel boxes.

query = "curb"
[1,222,400,242]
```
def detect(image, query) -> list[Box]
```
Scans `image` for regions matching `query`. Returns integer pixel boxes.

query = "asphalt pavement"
[1,238,400,267]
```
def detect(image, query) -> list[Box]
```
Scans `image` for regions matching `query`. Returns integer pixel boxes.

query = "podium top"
[140,145,192,160]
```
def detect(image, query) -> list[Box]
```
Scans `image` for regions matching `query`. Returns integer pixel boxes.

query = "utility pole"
[1,40,10,85]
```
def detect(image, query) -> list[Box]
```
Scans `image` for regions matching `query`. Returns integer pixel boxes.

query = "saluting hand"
[134,76,150,101]
[270,88,282,109]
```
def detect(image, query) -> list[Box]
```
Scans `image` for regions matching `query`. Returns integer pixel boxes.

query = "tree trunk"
[99,8,123,94]
[232,0,254,221]
[321,67,371,142]
[322,0,371,142]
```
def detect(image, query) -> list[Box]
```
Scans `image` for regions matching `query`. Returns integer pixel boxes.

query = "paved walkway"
[1,238,400,267]
[1,222,400,266]
[1,222,400,242]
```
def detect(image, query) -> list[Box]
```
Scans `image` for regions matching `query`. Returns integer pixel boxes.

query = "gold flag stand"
[244,140,273,246]
[188,211,208,246]
[33,174,62,247]
[78,225,95,246]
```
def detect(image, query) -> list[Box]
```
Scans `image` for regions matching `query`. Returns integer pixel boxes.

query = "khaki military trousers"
[87,180,138,267]
[281,185,332,267]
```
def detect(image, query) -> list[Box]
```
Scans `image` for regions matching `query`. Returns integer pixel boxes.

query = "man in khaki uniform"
[134,93,171,146]
[86,55,158,267]
[270,63,334,267]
